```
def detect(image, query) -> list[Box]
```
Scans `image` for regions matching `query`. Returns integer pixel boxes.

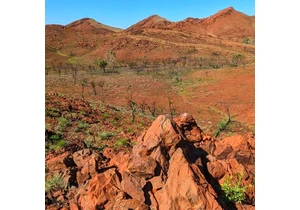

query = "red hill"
[125,15,172,32]
[66,18,122,32]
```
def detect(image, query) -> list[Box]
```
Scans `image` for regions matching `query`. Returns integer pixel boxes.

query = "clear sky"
[45,0,255,29]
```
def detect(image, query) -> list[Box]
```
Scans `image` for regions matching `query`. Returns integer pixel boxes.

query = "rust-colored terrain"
[45,6,255,210]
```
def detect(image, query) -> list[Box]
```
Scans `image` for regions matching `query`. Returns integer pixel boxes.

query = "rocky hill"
[66,18,123,32]
[125,15,173,32]
[45,6,255,68]
[45,93,255,210]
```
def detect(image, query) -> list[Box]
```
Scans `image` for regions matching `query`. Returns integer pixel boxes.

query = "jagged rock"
[173,113,203,142]
[128,155,157,179]
[105,150,130,174]
[236,203,255,210]
[76,168,121,209]
[148,190,159,210]
[134,115,182,154]
[214,143,234,159]
[151,147,170,177]
[72,149,106,185]
[46,152,70,173]
[246,133,255,152]
[154,148,223,210]
[121,171,146,203]
[69,201,79,210]
[103,191,149,210]
[220,135,252,151]
[147,173,164,192]
[215,135,254,166]
[46,113,255,209]
[207,160,226,181]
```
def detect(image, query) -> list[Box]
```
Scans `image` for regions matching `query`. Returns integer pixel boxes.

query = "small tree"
[105,50,116,68]
[214,105,232,138]
[126,85,137,122]
[88,64,96,76]
[128,100,137,122]
[71,65,78,84]
[139,100,147,114]
[96,58,108,73]
[168,97,177,118]
[147,101,156,117]
[98,80,106,104]
[81,78,88,99]
[91,81,97,95]
[199,57,203,69]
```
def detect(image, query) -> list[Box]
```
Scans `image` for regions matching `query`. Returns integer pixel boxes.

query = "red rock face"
[46,113,255,209]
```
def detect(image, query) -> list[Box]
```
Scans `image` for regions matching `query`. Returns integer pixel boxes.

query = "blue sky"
[45,0,255,29]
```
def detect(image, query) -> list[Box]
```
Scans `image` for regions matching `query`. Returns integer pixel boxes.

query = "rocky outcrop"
[45,113,255,209]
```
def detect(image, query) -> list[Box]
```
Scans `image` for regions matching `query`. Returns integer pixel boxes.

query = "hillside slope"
[45,6,255,69]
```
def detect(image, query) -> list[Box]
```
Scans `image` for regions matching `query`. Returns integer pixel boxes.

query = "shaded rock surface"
[46,113,255,209]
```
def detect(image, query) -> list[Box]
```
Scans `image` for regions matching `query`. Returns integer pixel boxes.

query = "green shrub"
[221,173,248,204]
[217,119,228,130]
[77,121,89,130]
[49,134,62,141]
[241,37,250,44]
[98,131,114,140]
[80,110,88,116]
[49,139,66,151]
[55,117,71,132]
[114,138,130,147]
[97,143,107,152]
[84,136,94,148]
[213,114,232,138]
[126,128,135,133]
[46,108,60,117]
[45,172,64,193]
[57,117,70,127]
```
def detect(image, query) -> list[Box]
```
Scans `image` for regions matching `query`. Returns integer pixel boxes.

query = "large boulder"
[154,148,223,210]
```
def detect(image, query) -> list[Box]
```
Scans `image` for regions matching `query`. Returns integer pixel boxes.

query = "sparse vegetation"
[168,97,177,118]
[45,172,64,193]
[97,80,107,104]
[213,106,233,138]
[56,117,70,131]
[96,58,108,73]
[221,173,248,204]
[91,80,97,95]
[77,121,89,130]
[98,131,114,140]
[49,139,66,151]
[84,135,94,148]
[147,101,157,117]
[128,100,137,122]
[114,138,130,147]
[241,37,254,45]
[71,65,78,83]
[81,78,88,99]
[105,50,117,68]
[45,8,255,209]
[46,108,61,117]
[231,53,245,67]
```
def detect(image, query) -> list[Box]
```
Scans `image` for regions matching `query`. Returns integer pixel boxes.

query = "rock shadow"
[180,141,238,210]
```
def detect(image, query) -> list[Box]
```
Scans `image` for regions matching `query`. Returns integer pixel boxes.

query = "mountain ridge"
[45,6,255,67]
[45,6,254,34]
